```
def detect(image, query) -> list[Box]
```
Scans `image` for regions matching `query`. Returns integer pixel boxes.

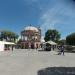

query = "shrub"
[65,45,74,51]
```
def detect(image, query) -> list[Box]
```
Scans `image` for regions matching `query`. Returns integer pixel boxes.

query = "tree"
[44,29,60,42]
[66,33,75,45]
[57,39,66,45]
[0,30,18,43]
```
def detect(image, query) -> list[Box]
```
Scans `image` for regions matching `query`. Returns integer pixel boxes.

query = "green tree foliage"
[44,29,60,42]
[0,30,18,43]
[66,33,75,45]
[57,39,66,45]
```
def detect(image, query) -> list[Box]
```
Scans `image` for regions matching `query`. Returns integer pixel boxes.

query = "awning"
[45,41,57,45]
[0,41,15,45]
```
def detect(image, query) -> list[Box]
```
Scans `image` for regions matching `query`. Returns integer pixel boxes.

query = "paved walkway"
[0,49,75,75]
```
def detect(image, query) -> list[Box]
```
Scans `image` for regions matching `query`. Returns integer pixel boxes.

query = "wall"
[0,44,4,51]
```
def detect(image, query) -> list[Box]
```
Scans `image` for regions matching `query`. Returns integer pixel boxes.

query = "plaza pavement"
[0,49,75,75]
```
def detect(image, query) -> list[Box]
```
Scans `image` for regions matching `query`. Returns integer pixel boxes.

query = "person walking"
[52,45,55,50]
[60,45,65,55]
[12,46,14,52]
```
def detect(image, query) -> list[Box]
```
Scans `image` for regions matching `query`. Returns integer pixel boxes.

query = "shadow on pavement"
[37,67,75,75]
[38,50,51,52]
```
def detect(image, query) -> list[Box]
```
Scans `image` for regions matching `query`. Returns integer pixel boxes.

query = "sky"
[0,0,75,39]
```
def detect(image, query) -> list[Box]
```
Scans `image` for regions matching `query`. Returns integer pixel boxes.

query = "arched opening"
[25,43,29,49]
[36,44,38,49]
[31,43,34,49]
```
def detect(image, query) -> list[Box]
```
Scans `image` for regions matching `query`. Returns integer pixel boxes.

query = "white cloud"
[39,0,75,37]
[39,6,62,36]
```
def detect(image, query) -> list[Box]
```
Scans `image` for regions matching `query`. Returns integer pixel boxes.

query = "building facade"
[20,25,41,49]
